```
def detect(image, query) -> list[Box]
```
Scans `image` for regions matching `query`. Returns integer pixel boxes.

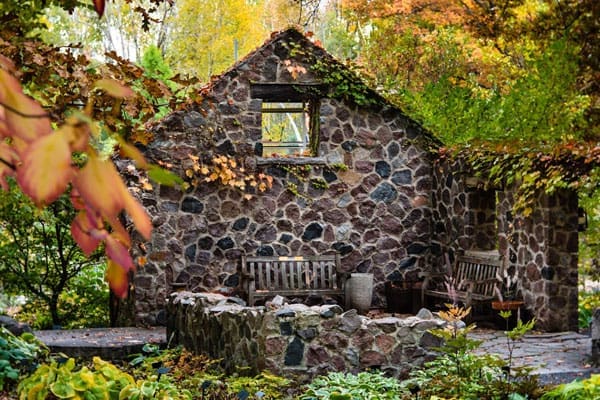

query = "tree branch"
[0,101,50,119]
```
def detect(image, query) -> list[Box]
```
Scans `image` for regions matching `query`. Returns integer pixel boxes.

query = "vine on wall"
[185,155,273,200]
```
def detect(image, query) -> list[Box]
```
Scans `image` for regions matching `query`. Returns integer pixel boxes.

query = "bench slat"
[242,255,345,306]
[423,253,503,311]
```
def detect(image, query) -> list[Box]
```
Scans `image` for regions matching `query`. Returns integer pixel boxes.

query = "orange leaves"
[0,62,154,298]
[94,79,134,99]
[105,260,129,299]
[74,154,151,240]
[0,69,51,143]
[186,154,273,199]
[17,128,74,205]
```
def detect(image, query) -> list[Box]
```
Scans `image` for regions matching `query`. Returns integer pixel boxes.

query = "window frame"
[250,83,326,162]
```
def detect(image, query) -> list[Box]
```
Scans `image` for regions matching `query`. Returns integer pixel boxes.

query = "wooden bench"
[241,255,347,306]
[421,252,502,310]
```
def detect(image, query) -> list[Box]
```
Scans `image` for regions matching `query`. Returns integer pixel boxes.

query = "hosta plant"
[0,326,46,391]
[300,370,408,400]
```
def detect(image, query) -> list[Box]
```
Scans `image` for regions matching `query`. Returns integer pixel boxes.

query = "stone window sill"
[256,157,327,166]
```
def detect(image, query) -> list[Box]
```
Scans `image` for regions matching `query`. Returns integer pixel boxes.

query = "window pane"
[262,102,308,157]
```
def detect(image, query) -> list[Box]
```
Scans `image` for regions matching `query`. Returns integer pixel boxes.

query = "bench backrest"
[454,254,502,297]
[242,255,342,292]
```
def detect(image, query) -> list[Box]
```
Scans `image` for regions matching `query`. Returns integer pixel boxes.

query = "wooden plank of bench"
[242,255,344,306]
[422,253,502,310]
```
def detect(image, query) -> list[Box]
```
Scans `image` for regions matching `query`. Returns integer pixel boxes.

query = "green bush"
[17,356,191,400]
[578,289,600,329]
[13,264,109,330]
[540,374,600,399]
[0,327,46,391]
[300,371,408,400]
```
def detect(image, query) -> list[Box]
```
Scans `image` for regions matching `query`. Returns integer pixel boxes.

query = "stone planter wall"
[166,292,444,381]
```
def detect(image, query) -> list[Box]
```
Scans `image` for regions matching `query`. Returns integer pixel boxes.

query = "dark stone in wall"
[399,257,416,269]
[407,243,428,255]
[198,236,214,250]
[341,140,358,152]
[217,140,235,155]
[224,274,239,287]
[185,245,196,261]
[370,183,397,203]
[333,242,353,255]
[323,169,338,183]
[391,170,412,186]
[182,197,204,214]
[541,266,555,281]
[217,237,235,250]
[256,246,274,256]
[280,234,293,244]
[387,142,399,158]
[280,321,293,336]
[303,223,323,241]
[233,217,249,231]
[284,337,305,366]
[375,161,391,178]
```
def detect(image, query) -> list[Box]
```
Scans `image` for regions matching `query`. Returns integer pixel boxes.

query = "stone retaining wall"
[166,292,444,381]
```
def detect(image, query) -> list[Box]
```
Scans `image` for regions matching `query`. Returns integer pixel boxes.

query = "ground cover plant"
[300,370,409,399]
[0,327,47,393]
[0,319,598,399]
[401,305,542,399]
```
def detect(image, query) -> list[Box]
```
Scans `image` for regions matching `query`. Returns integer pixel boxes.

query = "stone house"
[123,28,579,332]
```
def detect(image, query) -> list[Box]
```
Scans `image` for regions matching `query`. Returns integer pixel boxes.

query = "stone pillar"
[499,189,578,332]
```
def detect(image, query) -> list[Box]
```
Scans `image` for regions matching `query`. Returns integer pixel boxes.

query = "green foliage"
[578,289,600,329]
[300,370,407,400]
[225,371,292,399]
[17,356,191,400]
[58,263,110,329]
[141,45,173,81]
[540,374,600,400]
[124,346,291,399]
[0,327,46,391]
[401,38,587,146]
[0,181,104,327]
[403,304,541,399]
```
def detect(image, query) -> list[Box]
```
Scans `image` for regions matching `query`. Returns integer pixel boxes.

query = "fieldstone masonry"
[432,159,579,331]
[121,28,581,333]
[125,28,434,325]
[166,292,444,380]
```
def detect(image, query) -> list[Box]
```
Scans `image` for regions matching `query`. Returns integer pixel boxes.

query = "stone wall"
[126,29,435,325]
[497,189,578,331]
[432,159,579,331]
[166,292,444,381]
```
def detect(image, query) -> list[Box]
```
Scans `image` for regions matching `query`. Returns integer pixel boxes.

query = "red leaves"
[93,0,106,18]
[0,64,154,298]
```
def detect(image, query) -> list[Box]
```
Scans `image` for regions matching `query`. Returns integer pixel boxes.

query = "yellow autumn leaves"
[186,154,273,200]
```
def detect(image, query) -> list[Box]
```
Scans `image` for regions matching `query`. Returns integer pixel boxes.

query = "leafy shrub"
[540,374,600,399]
[59,263,110,329]
[578,289,600,329]
[401,305,541,399]
[126,346,292,399]
[0,327,46,391]
[13,264,109,330]
[300,371,407,400]
[17,356,191,400]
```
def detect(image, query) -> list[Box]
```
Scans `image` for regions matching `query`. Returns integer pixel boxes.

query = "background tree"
[0,182,105,328]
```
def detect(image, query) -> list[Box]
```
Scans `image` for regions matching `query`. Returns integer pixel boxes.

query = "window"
[251,83,324,159]
[261,102,309,157]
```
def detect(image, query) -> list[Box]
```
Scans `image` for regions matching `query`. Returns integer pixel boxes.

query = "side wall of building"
[432,159,578,331]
